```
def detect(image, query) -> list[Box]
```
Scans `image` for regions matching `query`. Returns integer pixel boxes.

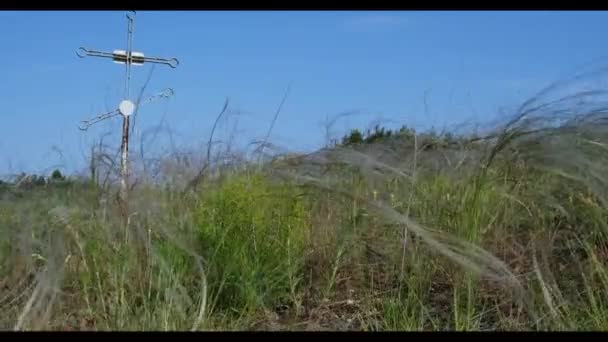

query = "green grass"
[192,173,309,319]
[3,109,608,331]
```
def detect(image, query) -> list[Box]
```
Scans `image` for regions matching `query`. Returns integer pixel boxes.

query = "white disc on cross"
[119,100,136,116]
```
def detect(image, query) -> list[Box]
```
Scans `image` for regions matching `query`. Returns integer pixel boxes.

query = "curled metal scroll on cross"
[165,58,179,69]
[76,47,88,58]
[142,55,180,68]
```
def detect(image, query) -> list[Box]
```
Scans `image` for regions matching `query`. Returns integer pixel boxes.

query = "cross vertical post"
[120,11,135,205]
[76,11,179,209]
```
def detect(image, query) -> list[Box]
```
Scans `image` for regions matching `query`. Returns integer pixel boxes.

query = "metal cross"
[76,10,179,204]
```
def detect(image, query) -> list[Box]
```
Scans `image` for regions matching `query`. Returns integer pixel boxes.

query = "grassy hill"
[2,82,608,331]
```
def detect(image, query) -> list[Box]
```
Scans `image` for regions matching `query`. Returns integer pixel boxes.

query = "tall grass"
[3,66,608,330]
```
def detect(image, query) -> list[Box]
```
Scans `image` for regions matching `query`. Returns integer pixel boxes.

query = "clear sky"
[1,10,608,176]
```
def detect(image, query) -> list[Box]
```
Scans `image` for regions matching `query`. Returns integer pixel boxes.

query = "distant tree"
[336,123,479,151]
[399,126,416,144]
[342,129,364,146]
[32,175,46,187]
[51,169,65,181]
[364,125,390,144]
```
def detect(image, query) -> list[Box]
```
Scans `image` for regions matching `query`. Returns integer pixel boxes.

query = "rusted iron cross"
[76,10,179,204]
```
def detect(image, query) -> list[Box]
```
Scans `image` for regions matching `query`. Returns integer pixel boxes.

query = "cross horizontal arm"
[78,88,174,130]
[79,109,121,131]
[77,47,179,68]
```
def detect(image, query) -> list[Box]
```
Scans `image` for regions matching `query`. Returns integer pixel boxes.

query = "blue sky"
[1,10,608,176]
